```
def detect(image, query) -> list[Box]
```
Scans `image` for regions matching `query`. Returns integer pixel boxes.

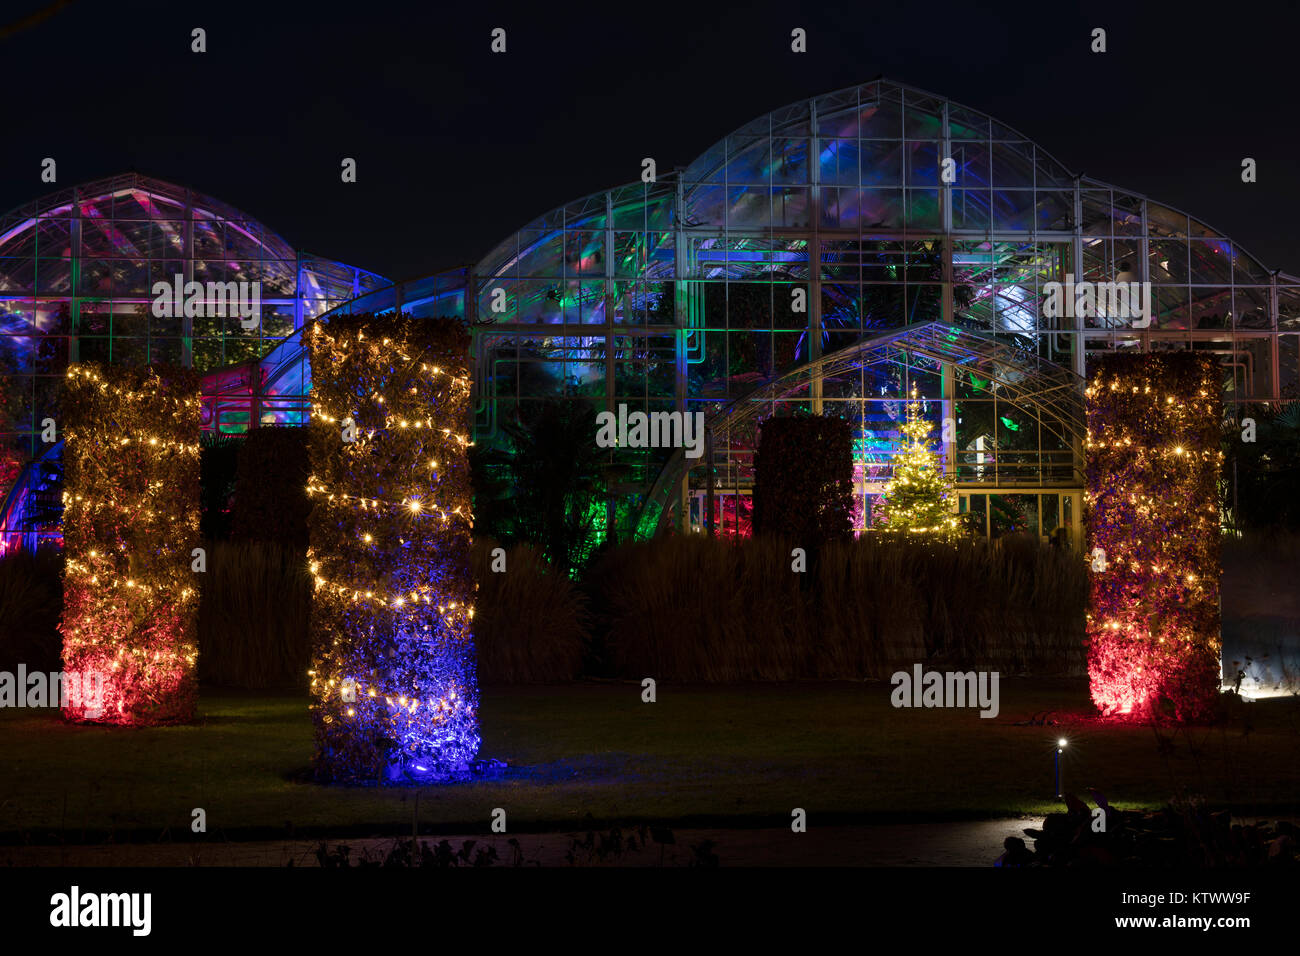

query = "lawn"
[0,679,1297,843]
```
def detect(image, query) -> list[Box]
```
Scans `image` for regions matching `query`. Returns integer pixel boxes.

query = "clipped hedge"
[60,362,201,725]
[1085,351,1222,721]
[305,312,478,782]
[232,426,311,548]
[752,414,853,544]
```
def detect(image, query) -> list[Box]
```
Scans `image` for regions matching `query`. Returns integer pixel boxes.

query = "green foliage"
[305,312,477,782]
[472,399,605,574]
[1086,351,1222,721]
[752,414,853,544]
[877,392,960,539]
[232,427,311,548]
[60,362,201,725]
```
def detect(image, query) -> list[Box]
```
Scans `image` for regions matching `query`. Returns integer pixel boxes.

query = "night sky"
[3,0,1298,281]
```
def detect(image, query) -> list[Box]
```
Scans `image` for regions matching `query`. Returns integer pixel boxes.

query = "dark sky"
[4,0,1299,281]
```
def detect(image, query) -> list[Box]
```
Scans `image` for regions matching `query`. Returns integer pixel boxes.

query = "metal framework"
[308,79,1300,542]
[0,173,387,551]
[3,80,1299,548]
[638,321,1086,536]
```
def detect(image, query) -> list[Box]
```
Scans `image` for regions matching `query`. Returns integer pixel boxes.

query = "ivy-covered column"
[1085,352,1223,721]
[306,313,479,783]
[60,364,202,725]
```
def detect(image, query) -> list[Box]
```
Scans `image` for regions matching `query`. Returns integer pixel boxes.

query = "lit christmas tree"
[877,386,960,539]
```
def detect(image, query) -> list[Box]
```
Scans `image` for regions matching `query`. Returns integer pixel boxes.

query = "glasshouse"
[0,173,388,551]
[3,79,1299,553]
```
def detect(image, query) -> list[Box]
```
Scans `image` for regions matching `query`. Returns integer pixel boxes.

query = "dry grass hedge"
[471,539,588,682]
[196,540,311,689]
[594,533,1087,680]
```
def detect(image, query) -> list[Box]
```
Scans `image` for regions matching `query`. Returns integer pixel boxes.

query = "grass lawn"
[1,679,1297,843]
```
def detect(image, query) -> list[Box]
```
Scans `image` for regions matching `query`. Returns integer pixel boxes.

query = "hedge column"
[1084,352,1222,721]
[752,413,853,543]
[60,363,202,725]
[306,313,479,783]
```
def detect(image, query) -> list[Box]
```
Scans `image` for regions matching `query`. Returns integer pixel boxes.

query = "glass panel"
[991,142,1036,187]
[1042,494,1060,541]
[905,189,941,229]
[771,137,810,185]
[859,96,903,139]
[905,141,941,187]
[948,106,990,140]
[820,139,860,186]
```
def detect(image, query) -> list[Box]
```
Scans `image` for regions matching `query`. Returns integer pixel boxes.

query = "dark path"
[2,818,1038,867]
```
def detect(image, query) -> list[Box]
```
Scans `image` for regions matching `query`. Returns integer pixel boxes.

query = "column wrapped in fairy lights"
[60,363,202,725]
[306,313,479,783]
[1084,352,1222,721]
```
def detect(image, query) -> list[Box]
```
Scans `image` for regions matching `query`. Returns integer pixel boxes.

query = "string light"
[306,313,480,783]
[60,362,201,726]
[1085,353,1222,721]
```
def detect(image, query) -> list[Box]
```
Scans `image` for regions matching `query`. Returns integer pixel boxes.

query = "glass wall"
[276,80,1300,540]
[0,173,387,543]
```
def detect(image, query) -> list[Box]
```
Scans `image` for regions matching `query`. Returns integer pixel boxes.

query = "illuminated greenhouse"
[309,78,1300,546]
[0,172,388,551]
[4,80,1300,552]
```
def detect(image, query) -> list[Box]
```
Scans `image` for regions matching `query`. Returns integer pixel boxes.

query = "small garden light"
[1055,738,1068,797]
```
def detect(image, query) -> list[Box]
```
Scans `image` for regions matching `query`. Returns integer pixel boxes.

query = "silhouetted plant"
[473,399,605,575]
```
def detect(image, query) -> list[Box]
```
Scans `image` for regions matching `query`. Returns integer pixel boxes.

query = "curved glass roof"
[318,79,1300,484]
[0,173,387,325]
[310,77,1300,542]
[0,173,388,443]
[6,81,1298,546]
[638,320,1086,535]
[468,79,1295,329]
[342,78,1300,348]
